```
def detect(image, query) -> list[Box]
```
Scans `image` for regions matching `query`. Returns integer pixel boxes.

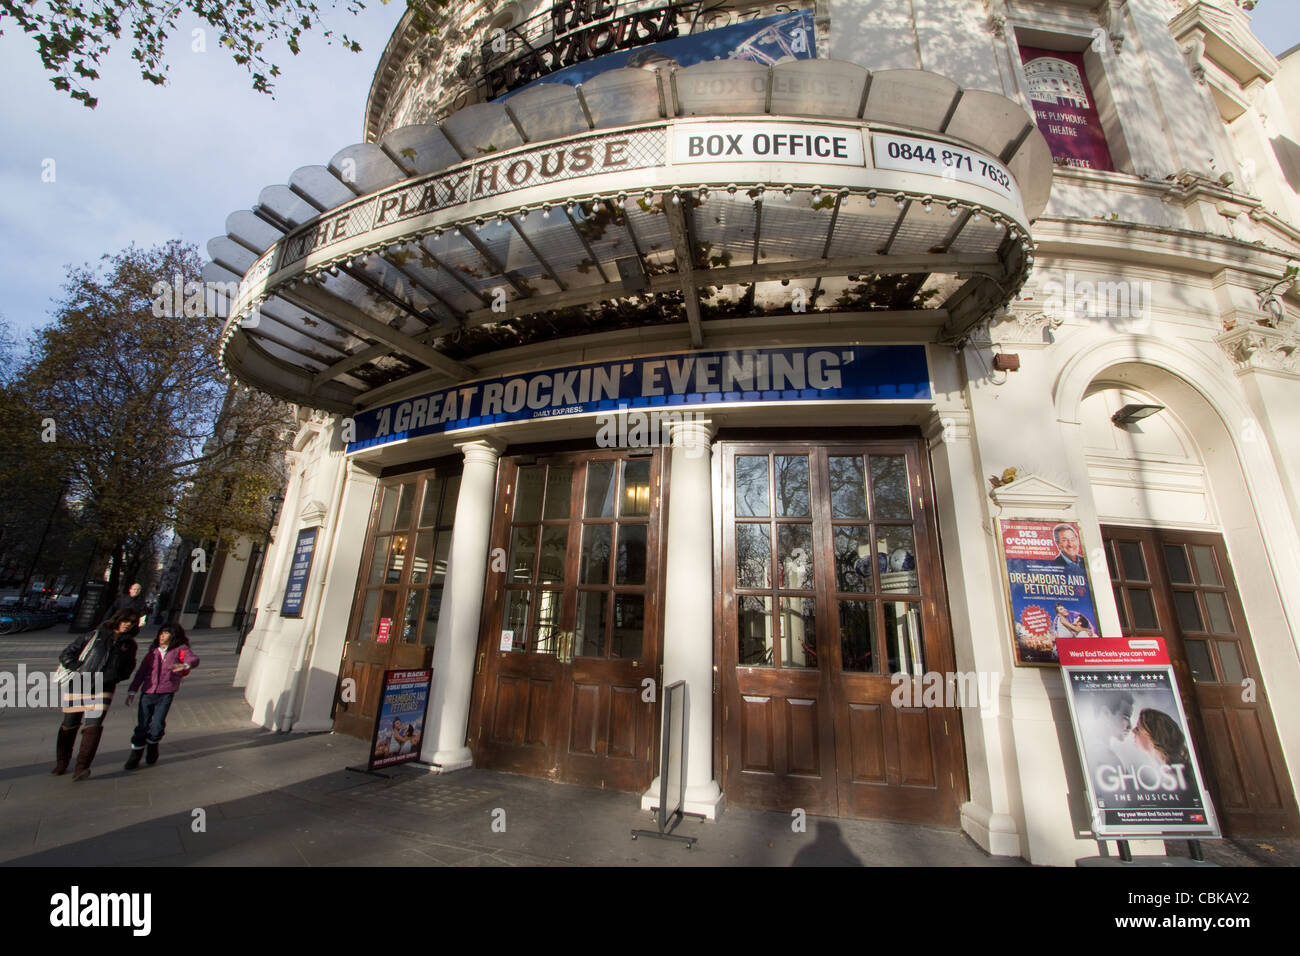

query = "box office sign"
[280,527,318,618]
[346,345,932,452]
[1058,637,1220,839]
[367,669,433,772]
[674,122,865,167]
[997,518,1100,667]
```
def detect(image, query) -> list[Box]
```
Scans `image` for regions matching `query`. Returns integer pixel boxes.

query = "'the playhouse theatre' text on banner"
[347,346,932,452]
[368,669,432,771]
[997,518,1100,667]
[1019,46,1114,171]
[1058,637,1219,838]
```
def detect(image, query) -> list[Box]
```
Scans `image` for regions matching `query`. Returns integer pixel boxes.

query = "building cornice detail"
[989,473,1077,514]
[1032,215,1300,273]
[989,307,1065,347]
[1169,2,1276,92]
[1215,322,1300,376]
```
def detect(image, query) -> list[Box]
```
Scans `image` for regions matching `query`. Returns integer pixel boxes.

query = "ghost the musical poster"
[1059,637,1219,838]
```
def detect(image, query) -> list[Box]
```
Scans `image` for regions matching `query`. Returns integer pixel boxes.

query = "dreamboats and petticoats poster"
[997,518,1100,666]
[1058,637,1219,839]
[367,669,432,771]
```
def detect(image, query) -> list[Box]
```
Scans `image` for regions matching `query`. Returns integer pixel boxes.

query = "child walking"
[124,623,199,770]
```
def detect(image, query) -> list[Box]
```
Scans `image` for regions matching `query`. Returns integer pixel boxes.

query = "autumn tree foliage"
[0,0,448,108]
[8,240,294,604]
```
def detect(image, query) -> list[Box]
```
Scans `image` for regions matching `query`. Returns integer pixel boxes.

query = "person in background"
[111,583,146,622]
[124,623,199,769]
[53,609,140,780]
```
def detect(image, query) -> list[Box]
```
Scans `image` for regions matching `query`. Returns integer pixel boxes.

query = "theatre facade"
[220,0,1300,864]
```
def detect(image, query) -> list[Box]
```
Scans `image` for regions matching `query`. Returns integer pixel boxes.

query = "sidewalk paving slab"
[3,626,1298,867]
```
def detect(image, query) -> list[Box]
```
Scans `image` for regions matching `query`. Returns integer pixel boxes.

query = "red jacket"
[129,644,199,694]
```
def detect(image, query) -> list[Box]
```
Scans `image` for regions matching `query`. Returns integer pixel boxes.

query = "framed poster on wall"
[280,527,318,618]
[997,518,1100,666]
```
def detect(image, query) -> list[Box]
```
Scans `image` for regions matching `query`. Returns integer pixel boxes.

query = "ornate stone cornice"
[1216,322,1300,374]
[456,437,507,467]
[989,473,1078,514]
[1101,1,1126,55]
[989,307,1065,346]
[924,410,972,448]
[300,498,329,526]
[1170,2,1276,92]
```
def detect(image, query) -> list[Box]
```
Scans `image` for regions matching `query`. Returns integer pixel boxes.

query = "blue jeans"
[130,693,174,747]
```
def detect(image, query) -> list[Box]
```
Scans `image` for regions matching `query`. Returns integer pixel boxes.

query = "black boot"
[52,727,77,775]
[124,747,144,771]
[145,742,159,766]
[72,725,104,781]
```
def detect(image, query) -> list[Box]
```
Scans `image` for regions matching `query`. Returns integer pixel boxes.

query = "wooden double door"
[334,465,460,739]
[469,450,664,792]
[720,440,965,824]
[1102,525,1300,835]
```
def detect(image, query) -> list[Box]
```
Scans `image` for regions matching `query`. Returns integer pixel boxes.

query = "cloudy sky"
[1,2,1297,343]
[0,2,405,340]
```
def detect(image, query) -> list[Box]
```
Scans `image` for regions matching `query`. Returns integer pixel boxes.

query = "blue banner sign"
[496,8,816,101]
[348,345,931,452]
[280,527,318,617]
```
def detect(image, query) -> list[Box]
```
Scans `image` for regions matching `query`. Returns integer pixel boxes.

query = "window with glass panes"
[354,470,460,648]
[577,457,651,660]
[502,463,572,654]
[828,451,925,676]
[502,457,653,660]
[732,449,926,675]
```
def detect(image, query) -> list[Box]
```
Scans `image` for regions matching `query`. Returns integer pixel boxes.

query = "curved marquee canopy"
[209,60,1052,413]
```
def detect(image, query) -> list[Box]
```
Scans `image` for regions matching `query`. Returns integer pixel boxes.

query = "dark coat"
[60,624,138,690]
[111,592,145,615]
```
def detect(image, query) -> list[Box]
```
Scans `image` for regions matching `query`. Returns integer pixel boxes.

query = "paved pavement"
[1,626,1296,867]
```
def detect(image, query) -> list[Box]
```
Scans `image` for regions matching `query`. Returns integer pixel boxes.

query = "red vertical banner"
[1018,47,1115,172]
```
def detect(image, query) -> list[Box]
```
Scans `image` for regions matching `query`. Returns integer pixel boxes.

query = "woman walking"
[124,623,199,770]
[53,609,141,780]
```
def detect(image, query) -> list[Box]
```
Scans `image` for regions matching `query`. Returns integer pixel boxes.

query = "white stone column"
[923,409,1024,859]
[655,418,723,818]
[421,438,505,771]
[294,458,380,731]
